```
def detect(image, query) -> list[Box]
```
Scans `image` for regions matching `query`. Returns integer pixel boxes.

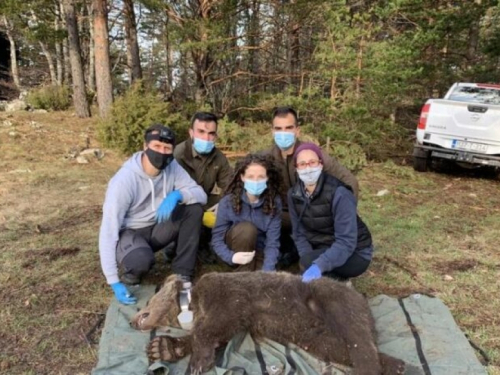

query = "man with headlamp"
[98,124,207,305]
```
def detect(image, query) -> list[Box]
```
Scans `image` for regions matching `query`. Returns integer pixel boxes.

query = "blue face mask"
[274,131,296,150]
[193,138,215,154]
[243,179,268,196]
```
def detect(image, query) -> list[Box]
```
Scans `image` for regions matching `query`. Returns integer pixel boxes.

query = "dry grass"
[1,111,499,374]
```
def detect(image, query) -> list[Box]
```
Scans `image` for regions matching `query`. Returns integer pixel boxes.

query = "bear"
[130,271,405,375]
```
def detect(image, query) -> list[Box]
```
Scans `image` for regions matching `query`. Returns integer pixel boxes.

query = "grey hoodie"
[99,151,207,284]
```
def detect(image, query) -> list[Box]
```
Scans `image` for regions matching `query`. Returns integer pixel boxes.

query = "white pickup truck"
[413,82,500,172]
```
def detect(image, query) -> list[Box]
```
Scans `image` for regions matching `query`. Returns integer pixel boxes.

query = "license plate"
[451,140,488,152]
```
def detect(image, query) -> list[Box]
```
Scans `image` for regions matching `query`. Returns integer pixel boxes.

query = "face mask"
[145,148,174,170]
[274,131,296,150]
[193,138,215,154]
[243,179,268,196]
[297,166,322,186]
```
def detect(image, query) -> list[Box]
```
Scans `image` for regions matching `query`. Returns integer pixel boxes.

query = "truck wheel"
[413,157,429,172]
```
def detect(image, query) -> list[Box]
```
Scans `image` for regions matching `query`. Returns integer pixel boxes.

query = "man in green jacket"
[174,112,233,263]
[261,106,359,268]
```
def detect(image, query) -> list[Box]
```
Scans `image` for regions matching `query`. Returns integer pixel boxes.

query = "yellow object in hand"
[203,211,216,228]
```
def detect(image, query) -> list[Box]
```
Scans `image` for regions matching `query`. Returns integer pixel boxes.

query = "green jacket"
[261,140,359,209]
[174,139,233,208]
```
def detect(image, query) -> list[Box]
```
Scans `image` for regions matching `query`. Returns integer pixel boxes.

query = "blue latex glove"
[156,190,183,222]
[302,264,322,283]
[111,282,137,305]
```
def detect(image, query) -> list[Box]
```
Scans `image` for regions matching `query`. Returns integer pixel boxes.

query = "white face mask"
[297,166,322,186]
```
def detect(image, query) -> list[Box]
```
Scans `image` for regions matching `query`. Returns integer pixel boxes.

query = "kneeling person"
[288,143,373,283]
[211,154,282,271]
[99,124,207,305]
[174,112,232,263]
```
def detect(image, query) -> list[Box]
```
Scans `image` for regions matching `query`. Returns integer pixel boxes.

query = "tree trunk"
[247,0,260,91]
[63,0,91,118]
[60,2,71,84]
[2,16,21,88]
[87,3,96,92]
[93,0,113,118]
[123,0,142,84]
[39,42,58,85]
[162,17,173,95]
[55,5,64,85]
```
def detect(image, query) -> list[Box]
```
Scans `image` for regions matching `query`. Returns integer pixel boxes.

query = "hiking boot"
[276,251,300,270]
[197,243,218,265]
[121,273,141,285]
[162,242,176,264]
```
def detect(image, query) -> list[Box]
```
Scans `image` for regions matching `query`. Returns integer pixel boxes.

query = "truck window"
[448,86,500,105]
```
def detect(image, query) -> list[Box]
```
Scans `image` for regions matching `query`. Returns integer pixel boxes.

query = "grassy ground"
[0,110,499,374]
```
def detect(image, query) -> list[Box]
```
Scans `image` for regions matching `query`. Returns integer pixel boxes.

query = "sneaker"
[177,274,192,287]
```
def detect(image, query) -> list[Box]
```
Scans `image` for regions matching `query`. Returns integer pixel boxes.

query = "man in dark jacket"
[261,107,359,267]
[287,142,373,282]
[174,112,233,262]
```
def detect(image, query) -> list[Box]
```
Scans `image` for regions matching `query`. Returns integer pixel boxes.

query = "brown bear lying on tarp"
[130,271,405,375]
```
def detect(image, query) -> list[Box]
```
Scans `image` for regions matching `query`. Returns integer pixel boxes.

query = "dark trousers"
[224,221,264,271]
[278,210,299,268]
[300,249,370,280]
[116,204,203,280]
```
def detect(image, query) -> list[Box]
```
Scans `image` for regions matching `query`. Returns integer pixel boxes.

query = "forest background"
[2,0,500,166]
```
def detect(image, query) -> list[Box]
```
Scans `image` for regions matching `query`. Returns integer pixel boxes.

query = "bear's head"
[130,274,184,330]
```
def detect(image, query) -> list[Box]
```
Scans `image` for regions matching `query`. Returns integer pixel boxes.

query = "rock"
[29,121,43,129]
[76,156,89,164]
[8,131,18,138]
[0,101,7,111]
[5,99,27,112]
[443,274,454,281]
[18,90,28,100]
[376,189,390,197]
[32,109,48,114]
[79,148,104,160]
[1,120,13,127]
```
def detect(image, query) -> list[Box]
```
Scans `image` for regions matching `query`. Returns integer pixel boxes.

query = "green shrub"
[97,82,184,155]
[325,142,367,173]
[217,118,273,153]
[26,85,71,111]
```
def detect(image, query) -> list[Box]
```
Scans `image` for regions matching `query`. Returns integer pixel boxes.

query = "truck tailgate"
[425,100,500,154]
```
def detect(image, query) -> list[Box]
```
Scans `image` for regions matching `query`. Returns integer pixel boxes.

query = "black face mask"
[145,148,174,170]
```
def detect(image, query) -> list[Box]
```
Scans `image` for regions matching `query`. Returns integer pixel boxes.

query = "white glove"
[232,251,255,265]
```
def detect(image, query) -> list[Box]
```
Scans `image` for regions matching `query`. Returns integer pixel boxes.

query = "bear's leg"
[346,339,382,375]
[379,353,406,375]
[189,317,241,375]
[148,335,192,363]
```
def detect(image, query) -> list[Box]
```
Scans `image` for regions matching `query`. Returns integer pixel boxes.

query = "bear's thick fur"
[130,272,405,375]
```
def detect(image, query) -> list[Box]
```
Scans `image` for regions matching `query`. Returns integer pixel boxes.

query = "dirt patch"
[21,247,80,269]
[435,259,480,274]
[40,205,102,234]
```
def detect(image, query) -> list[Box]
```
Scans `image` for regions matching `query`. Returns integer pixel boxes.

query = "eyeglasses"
[296,159,321,169]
